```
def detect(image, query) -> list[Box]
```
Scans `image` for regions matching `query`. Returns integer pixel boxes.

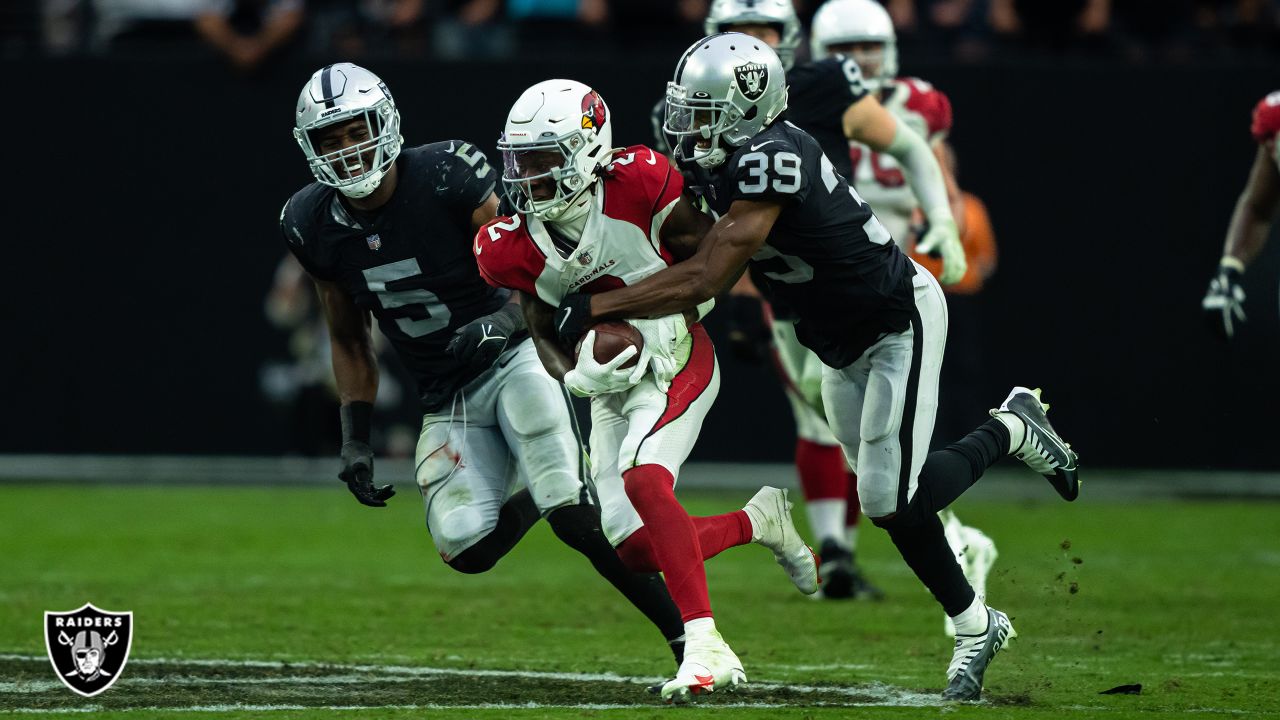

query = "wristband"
[340,402,374,445]
[1219,256,1245,273]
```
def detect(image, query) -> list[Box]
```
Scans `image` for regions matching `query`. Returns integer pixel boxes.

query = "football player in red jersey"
[1203,91,1280,339]
[474,79,819,702]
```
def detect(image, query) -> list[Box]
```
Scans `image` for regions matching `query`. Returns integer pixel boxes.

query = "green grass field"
[1,482,1278,718]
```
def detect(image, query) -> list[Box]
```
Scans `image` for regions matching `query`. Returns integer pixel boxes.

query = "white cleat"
[743,486,820,595]
[942,512,999,636]
[660,629,746,703]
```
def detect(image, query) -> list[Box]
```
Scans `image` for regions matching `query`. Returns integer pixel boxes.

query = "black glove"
[1202,260,1246,340]
[725,294,771,364]
[338,402,394,507]
[446,302,524,371]
[554,293,594,347]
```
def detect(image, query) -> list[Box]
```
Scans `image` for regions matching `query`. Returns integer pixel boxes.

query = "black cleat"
[992,387,1080,501]
[943,607,1016,701]
[815,540,884,600]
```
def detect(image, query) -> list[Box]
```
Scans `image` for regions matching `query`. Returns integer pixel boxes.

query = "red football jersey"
[475,145,684,306]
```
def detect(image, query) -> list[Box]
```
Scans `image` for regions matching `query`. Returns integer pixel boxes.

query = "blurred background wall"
[3,0,1279,468]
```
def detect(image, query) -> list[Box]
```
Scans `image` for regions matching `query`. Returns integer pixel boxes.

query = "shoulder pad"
[1252,91,1280,145]
[900,77,953,139]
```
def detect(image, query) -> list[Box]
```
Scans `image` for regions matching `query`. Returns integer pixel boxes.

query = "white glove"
[563,331,646,398]
[916,215,966,285]
[629,315,690,392]
[692,298,716,322]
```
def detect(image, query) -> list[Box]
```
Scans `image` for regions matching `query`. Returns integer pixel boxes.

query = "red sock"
[616,511,753,573]
[796,439,847,501]
[621,464,712,622]
[846,472,861,527]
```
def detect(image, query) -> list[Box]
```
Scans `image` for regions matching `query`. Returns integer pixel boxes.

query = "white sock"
[845,524,859,552]
[992,412,1026,454]
[805,499,845,546]
[684,617,716,639]
[949,595,989,636]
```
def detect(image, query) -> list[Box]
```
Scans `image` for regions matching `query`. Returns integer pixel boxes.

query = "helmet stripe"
[319,64,336,109]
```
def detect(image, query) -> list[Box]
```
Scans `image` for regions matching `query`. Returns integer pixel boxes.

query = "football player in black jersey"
[656,0,969,602]
[556,36,1080,701]
[279,63,689,669]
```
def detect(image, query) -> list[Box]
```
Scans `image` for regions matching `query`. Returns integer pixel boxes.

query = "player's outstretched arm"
[316,279,394,507]
[845,96,965,283]
[1222,146,1280,268]
[521,291,575,382]
[934,140,967,238]
[1203,146,1280,340]
[581,200,781,328]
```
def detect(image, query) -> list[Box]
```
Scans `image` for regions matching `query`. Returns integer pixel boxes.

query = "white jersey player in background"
[809,0,998,634]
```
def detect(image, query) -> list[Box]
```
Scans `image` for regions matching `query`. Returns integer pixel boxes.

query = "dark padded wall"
[6,57,1278,468]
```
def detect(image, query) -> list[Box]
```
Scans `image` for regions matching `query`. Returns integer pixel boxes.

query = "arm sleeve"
[884,122,950,220]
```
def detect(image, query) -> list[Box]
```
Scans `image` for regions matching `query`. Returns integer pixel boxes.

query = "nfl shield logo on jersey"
[576,250,593,266]
[734,62,769,101]
[366,234,382,251]
[44,603,134,697]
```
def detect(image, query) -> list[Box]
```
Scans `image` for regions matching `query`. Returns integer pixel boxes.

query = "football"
[576,321,644,369]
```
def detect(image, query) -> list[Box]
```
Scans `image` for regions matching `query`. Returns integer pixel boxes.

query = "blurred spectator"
[192,0,305,72]
[431,0,513,60]
[261,254,419,457]
[1192,0,1280,57]
[611,0,707,53]
[261,253,342,456]
[509,0,609,57]
[307,0,427,60]
[91,0,209,52]
[988,0,1111,53]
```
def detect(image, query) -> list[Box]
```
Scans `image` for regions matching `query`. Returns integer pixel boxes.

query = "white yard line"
[0,653,942,708]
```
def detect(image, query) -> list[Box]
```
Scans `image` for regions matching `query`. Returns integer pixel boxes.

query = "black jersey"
[686,120,915,368]
[281,141,507,412]
[786,56,870,182]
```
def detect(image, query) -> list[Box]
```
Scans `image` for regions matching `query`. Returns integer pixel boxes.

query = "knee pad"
[446,543,501,574]
[502,376,570,443]
[860,370,904,445]
[545,504,606,550]
[867,499,930,530]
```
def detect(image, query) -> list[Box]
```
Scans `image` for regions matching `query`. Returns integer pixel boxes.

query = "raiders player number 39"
[556,35,1081,702]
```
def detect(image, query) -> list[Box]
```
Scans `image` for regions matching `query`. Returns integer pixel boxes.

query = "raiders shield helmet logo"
[734,62,769,102]
[44,603,133,697]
